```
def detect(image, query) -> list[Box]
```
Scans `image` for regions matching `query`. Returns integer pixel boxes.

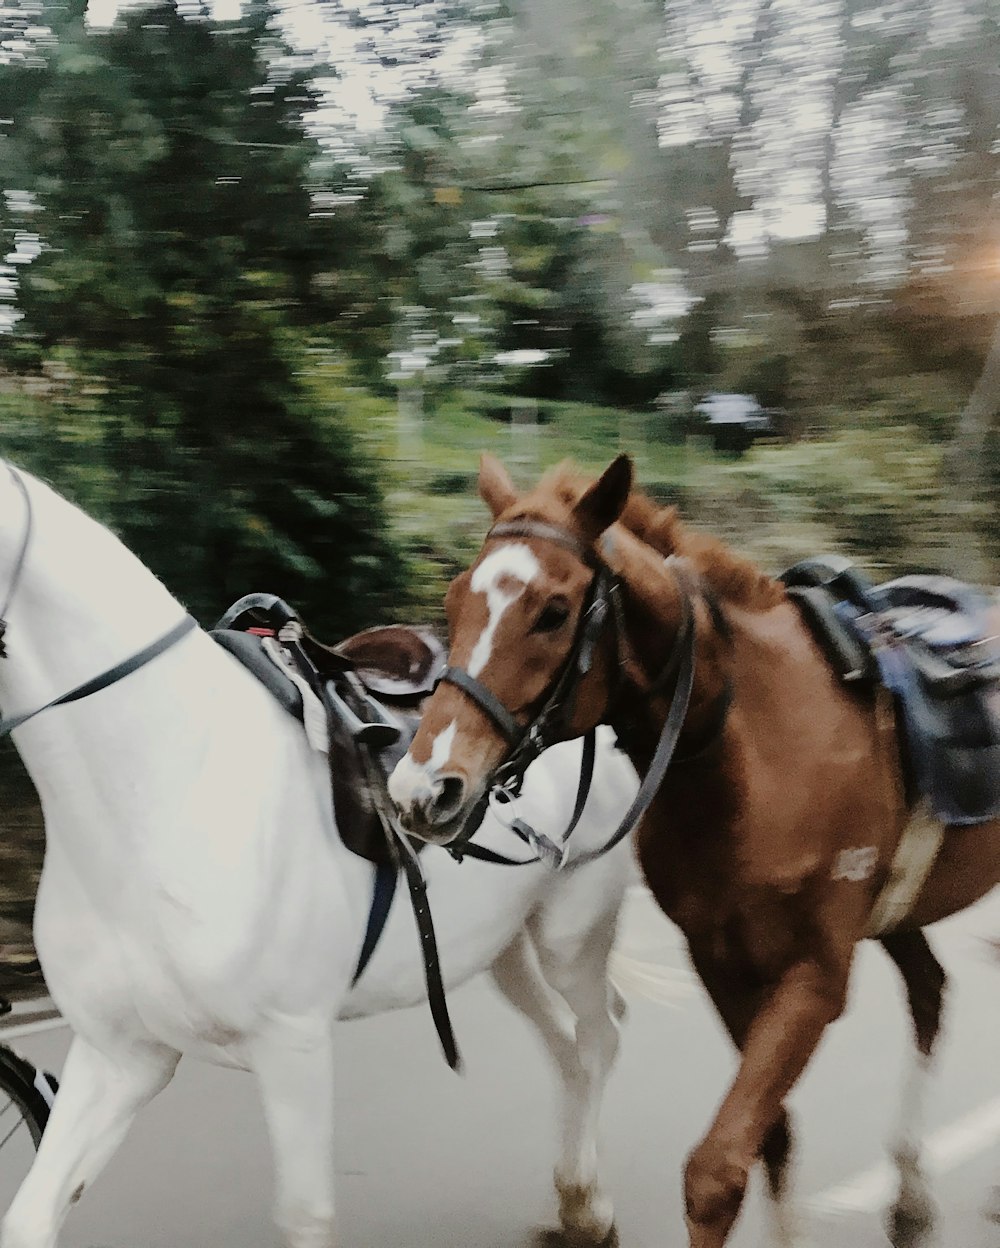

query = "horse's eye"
[532,601,570,634]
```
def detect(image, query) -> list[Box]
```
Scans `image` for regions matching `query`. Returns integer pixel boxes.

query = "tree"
[0,0,405,634]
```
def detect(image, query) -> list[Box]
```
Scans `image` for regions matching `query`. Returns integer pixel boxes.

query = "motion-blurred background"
[2,0,999,971]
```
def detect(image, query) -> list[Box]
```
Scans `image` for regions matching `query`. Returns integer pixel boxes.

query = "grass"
[359,392,987,613]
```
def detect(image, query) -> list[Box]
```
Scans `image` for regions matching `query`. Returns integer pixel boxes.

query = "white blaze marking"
[429,720,457,773]
[387,719,457,810]
[467,544,540,678]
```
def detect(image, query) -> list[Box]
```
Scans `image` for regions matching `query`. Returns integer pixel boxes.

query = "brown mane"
[531,461,785,611]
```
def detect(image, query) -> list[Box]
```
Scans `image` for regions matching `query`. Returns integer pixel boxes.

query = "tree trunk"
[943,317,999,583]
[952,317,1000,476]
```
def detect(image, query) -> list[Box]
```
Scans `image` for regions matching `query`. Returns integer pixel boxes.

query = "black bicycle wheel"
[1,1041,56,1215]
[1,1042,55,1150]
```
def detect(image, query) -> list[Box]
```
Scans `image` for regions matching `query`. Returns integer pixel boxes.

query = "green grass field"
[332,387,967,619]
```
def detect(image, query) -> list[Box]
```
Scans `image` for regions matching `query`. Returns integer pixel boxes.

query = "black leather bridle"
[437,518,717,869]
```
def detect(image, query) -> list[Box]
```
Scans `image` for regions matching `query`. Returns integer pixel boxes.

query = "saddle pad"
[878,574,996,651]
[212,629,303,721]
[211,625,421,862]
[210,618,424,988]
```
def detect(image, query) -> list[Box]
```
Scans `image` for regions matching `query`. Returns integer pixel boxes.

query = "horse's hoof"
[531,1224,619,1248]
[888,1198,936,1248]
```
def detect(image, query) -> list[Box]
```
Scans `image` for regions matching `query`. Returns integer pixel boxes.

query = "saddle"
[211,594,445,866]
[211,596,462,1067]
[781,557,1000,825]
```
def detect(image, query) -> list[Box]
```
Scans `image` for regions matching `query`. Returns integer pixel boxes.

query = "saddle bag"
[782,559,1000,825]
[872,576,1000,825]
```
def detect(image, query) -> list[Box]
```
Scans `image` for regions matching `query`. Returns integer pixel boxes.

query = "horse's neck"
[0,473,213,812]
[604,536,718,748]
[2,474,188,690]
[611,542,769,776]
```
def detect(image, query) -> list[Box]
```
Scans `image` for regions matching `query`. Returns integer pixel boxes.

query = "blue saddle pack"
[781,557,1000,826]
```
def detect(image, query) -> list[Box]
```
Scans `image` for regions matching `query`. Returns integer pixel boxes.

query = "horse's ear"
[573,454,633,541]
[479,453,518,517]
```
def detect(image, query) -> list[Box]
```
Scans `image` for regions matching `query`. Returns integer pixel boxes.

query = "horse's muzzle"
[388,758,470,843]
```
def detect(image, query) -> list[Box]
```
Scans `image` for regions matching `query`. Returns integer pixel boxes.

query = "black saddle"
[782,556,1000,825]
[211,597,465,1067]
[211,594,445,865]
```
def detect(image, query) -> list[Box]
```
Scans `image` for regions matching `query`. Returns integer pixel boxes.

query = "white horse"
[0,464,638,1248]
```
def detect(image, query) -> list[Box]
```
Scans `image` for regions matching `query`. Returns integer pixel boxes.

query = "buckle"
[511,818,567,868]
[487,779,521,826]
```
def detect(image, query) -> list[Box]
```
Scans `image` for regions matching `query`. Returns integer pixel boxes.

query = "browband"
[486,520,597,565]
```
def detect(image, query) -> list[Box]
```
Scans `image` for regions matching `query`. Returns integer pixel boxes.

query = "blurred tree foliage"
[0,0,998,589]
[0,0,404,634]
[4,0,1000,960]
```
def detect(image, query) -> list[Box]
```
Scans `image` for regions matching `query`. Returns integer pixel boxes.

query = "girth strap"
[352,862,399,985]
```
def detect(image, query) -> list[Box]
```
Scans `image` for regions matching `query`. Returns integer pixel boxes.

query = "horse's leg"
[492,907,622,1248]
[878,928,946,1248]
[1,1033,179,1248]
[250,1022,337,1248]
[687,941,809,1248]
[681,946,850,1248]
[533,902,626,1248]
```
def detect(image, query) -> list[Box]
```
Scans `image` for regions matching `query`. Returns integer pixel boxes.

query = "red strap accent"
[247,626,276,637]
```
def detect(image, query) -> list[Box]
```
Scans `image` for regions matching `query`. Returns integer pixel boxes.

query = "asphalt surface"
[3,884,1000,1248]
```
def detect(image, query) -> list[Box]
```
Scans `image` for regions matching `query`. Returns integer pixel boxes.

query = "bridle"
[437,517,723,869]
[435,519,621,865]
[0,462,197,738]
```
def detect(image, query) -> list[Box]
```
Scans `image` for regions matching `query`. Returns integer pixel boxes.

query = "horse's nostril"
[430,775,467,825]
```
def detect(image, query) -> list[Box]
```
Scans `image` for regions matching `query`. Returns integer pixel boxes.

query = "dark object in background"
[695,392,772,454]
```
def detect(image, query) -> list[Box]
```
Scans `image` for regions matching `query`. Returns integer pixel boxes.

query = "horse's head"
[388,453,633,844]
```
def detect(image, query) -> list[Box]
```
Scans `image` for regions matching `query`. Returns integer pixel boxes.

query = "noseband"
[438,518,715,867]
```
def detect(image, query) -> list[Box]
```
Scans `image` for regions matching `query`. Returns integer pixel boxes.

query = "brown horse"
[388,452,1000,1248]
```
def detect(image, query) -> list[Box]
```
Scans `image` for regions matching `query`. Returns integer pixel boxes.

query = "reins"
[0,463,198,738]
[438,519,724,870]
[0,615,199,740]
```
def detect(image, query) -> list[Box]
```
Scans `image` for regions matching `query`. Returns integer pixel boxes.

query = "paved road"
[4,885,1000,1248]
